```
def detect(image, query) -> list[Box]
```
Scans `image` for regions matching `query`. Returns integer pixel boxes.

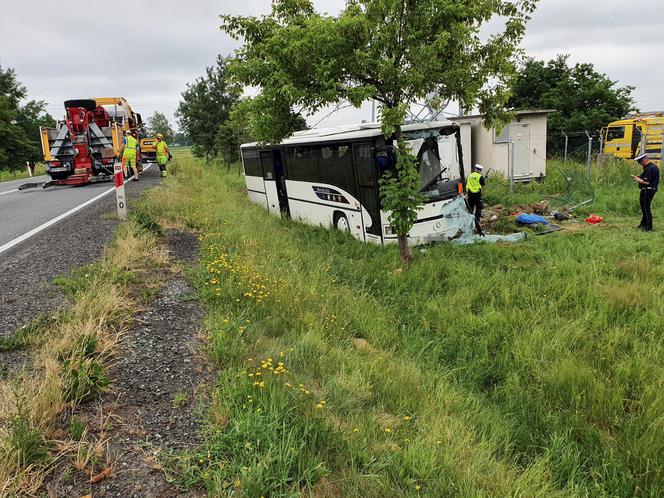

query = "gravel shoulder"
[44,230,211,497]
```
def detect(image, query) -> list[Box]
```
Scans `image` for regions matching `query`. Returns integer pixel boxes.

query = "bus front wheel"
[334,212,350,232]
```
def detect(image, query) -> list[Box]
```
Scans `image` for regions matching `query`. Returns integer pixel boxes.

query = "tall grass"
[150,153,663,497]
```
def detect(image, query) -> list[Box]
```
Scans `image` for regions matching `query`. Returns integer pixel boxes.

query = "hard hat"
[156,133,163,138]
[635,154,648,163]
[124,130,132,135]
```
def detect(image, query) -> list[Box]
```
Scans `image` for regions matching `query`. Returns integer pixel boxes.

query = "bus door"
[353,143,382,242]
[260,150,289,217]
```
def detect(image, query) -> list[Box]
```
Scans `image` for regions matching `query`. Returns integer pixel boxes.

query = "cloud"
[0,0,661,131]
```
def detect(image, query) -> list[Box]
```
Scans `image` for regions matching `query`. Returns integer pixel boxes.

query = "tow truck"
[20,97,142,190]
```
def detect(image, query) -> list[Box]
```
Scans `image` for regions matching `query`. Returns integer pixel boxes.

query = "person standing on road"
[466,164,486,227]
[632,154,659,231]
[156,133,170,178]
[121,130,138,181]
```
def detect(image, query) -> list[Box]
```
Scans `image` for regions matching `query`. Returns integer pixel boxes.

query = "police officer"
[466,164,486,227]
[632,154,659,231]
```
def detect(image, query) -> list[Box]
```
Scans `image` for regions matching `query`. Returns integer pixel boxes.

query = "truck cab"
[140,137,158,164]
[602,114,664,166]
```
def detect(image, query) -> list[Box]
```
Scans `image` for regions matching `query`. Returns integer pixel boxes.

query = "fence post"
[598,129,604,155]
[641,132,647,155]
[584,130,593,180]
[563,132,569,165]
[509,140,515,193]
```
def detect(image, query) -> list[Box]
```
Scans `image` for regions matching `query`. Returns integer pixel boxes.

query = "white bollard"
[26,162,33,177]
[114,162,127,220]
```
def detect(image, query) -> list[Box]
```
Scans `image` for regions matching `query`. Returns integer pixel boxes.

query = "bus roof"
[240,120,458,149]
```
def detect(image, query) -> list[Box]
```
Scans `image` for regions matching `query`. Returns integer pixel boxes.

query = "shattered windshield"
[404,128,459,200]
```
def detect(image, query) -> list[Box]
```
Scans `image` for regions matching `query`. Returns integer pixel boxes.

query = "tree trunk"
[398,234,412,262]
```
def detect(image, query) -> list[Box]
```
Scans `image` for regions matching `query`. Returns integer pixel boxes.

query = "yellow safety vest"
[156,140,168,156]
[123,136,137,157]
[466,171,483,193]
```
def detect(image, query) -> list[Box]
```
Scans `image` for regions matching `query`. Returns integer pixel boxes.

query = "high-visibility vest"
[466,171,483,193]
[156,140,168,156]
[124,135,138,151]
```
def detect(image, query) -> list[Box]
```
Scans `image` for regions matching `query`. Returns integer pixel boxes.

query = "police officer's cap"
[474,164,484,171]
[635,154,648,162]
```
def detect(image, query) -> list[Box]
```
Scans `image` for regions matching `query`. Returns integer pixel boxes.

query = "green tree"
[215,98,308,173]
[507,55,637,155]
[172,131,192,146]
[0,63,55,172]
[146,111,175,143]
[176,56,241,161]
[221,0,538,261]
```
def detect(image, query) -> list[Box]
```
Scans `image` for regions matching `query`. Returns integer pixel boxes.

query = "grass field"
[144,151,663,497]
[0,164,46,183]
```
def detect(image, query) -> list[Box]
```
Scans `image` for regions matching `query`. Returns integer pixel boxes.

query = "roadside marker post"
[114,162,127,220]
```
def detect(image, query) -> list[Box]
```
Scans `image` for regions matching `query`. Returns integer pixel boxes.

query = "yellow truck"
[140,137,158,165]
[601,113,664,166]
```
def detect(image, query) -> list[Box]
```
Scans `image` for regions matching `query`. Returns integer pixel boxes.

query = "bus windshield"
[404,128,459,200]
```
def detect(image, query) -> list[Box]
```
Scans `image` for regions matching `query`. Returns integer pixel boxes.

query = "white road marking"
[0,189,19,197]
[0,164,152,256]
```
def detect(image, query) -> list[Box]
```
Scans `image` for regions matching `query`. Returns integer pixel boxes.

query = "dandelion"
[353,428,360,433]
[403,416,411,421]
[384,428,392,433]
[415,485,421,491]
[315,403,323,410]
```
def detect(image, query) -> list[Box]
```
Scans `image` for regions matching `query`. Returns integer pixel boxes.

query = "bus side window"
[242,149,261,176]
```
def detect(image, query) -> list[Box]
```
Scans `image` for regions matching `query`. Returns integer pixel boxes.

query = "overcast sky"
[1,0,662,131]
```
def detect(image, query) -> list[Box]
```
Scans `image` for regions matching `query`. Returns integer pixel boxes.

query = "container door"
[509,124,531,178]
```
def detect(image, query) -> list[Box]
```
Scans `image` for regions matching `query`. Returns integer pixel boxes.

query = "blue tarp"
[516,213,550,225]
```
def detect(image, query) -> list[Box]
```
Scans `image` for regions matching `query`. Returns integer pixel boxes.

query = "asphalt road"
[0,174,122,248]
[0,165,161,338]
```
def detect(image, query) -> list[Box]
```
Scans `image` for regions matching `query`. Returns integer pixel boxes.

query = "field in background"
[0,164,46,183]
[142,151,663,496]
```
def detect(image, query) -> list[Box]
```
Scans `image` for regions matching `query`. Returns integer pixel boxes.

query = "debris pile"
[482,200,577,235]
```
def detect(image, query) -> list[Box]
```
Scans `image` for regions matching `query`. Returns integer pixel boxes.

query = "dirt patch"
[43,230,211,497]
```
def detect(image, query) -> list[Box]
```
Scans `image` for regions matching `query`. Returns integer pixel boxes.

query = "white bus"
[241,121,474,245]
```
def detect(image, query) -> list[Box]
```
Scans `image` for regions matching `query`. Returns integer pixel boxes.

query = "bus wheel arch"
[333,211,350,232]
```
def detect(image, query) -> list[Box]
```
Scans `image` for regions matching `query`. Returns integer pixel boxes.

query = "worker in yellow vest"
[122,130,138,180]
[466,164,486,227]
[155,133,170,177]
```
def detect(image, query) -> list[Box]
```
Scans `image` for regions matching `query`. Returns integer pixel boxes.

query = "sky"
[1,0,662,132]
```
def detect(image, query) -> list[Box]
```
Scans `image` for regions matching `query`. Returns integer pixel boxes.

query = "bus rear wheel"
[334,212,350,232]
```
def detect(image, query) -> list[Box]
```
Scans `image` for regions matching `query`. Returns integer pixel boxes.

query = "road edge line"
[0,163,154,256]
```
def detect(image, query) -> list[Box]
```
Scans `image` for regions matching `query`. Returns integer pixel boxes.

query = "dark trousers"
[467,192,483,224]
[639,189,656,230]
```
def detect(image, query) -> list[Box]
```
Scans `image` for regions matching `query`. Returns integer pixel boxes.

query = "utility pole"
[584,130,593,180]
